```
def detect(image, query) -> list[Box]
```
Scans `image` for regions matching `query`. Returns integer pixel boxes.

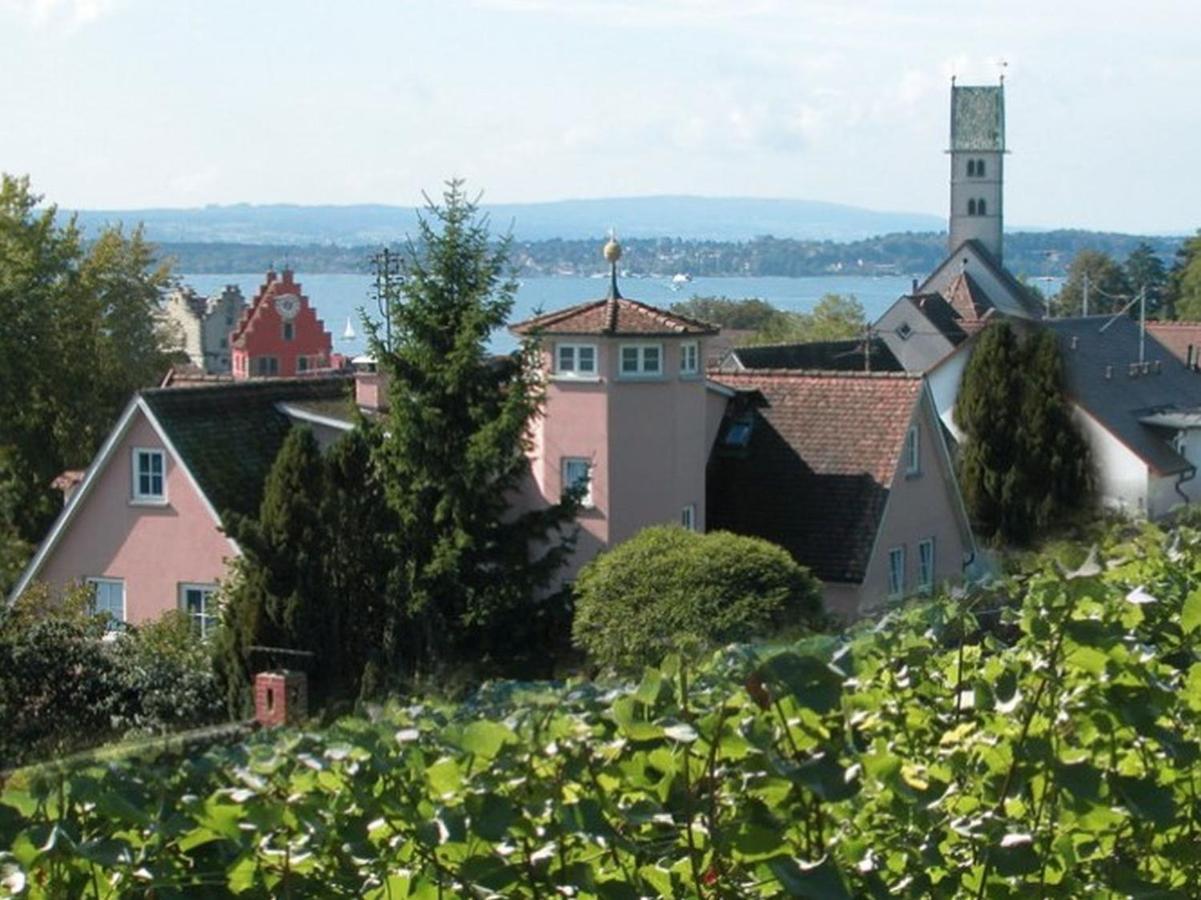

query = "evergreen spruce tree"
[1019,330,1093,532]
[367,181,578,678]
[213,428,330,714]
[955,322,1025,541]
[956,322,1093,545]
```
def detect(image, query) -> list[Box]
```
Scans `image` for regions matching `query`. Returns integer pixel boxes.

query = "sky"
[1,0,1197,234]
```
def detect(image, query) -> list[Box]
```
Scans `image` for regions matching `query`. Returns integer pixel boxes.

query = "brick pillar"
[254,670,308,727]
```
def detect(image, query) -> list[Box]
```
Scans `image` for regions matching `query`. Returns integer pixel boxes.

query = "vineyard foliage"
[4,523,1201,897]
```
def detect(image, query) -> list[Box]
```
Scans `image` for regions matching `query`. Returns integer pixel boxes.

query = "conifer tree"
[367,181,578,678]
[955,322,1025,541]
[213,428,331,714]
[956,323,1093,545]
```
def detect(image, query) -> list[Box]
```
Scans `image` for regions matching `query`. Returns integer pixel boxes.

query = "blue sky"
[1,0,1197,233]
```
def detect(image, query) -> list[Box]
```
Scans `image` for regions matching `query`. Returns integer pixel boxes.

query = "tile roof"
[727,337,903,373]
[510,296,718,336]
[941,271,993,324]
[950,85,1004,152]
[921,239,1045,321]
[1146,321,1201,367]
[141,376,352,521]
[1044,317,1201,475]
[707,370,923,583]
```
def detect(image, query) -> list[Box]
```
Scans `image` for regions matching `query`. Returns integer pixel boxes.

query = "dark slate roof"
[729,338,903,373]
[510,297,718,336]
[921,239,1044,320]
[707,371,923,583]
[950,85,1004,152]
[141,376,352,520]
[1045,317,1201,475]
[910,293,969,344]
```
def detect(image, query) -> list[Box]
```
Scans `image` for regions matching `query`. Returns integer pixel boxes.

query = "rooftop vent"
[1105,365,1113,380]
[1070,336,1079,350]
[1129,363,1141,378]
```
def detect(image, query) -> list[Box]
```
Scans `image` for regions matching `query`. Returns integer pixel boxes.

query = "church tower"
[948,82,1005,262]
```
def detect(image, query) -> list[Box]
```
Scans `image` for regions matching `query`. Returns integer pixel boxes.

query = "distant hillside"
[157,230,1184,280]
[70,196,946,244]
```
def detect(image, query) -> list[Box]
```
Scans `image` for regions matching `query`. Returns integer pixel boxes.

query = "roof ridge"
[713,368,922,380]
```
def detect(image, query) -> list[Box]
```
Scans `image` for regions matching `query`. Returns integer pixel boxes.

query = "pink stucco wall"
[35,410,234,625]
[527,335,712,582]
[852,393,972,616]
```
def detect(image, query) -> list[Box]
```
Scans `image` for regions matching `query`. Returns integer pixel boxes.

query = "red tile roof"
[707,370,923,584]
[510,296,718,336]
[942,271,992,323]
[1146,321,1201,367]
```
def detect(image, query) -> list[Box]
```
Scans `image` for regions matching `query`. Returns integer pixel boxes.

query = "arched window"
[977,198,987,216]
[966,159,976,177]
[976,159,986,178]
[967,198,977,216]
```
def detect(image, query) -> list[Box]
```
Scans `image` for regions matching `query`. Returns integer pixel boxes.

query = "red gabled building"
[231,268,332,379]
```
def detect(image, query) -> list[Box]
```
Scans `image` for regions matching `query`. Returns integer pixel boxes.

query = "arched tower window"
[976,158,986,178]
[966,159,976,177]
[967,198,977,216]
[977,198,987,216]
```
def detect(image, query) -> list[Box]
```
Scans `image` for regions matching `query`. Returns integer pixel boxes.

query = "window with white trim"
[680,342,699,376]
[561,457,593,506]
[132,448,166,502]
[681,504,696,531]
[555,343,597,376]
[888,547,905,598]
[620,343,662,376]
[87,577,125,630]
[905,426,920,475]
[179,583,218,638]
[918,539,935,593]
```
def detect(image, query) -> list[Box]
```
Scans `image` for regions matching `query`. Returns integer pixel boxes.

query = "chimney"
[911,278,919,295]
[353,358,389,412]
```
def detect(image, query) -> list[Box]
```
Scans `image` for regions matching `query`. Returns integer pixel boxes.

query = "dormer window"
[896,322,913,341]
[556,343,597,377]
[132,448,166,503]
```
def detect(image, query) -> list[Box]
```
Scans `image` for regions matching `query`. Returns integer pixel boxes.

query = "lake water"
[180,272,954,356]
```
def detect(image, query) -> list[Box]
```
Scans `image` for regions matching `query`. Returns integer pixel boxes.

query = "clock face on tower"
[274,293,300,321]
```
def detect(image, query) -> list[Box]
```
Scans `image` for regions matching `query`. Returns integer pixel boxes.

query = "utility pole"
[371,247,401,353]
[1082,272,1090,317]
[1139,286,1147,366]
[863,326,872,373]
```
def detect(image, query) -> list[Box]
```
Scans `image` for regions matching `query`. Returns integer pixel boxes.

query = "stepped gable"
[707,370,923,583]
[140,376,350,520]
[510,296,718,336]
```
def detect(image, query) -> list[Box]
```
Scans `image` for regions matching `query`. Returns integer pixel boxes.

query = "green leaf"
[1113,775,1176,827]
[634,667,663,706]
[1182,589,1201,635]
[756,652,843,714]
[426,757,464,796]
[458,720,516,760]
[226,854,259,895]
[466,792,517,843]
[766,855,852,899]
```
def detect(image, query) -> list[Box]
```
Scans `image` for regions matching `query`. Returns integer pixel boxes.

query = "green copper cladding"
[950,84,1005,152]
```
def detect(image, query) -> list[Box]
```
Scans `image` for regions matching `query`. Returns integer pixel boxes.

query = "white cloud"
[0,0,121,27]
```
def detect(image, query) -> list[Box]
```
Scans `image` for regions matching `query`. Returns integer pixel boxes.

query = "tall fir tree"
[954,322,1025,540]
[1124,242,1168,319]
[366,181,579,678]
[955,322,1093,545]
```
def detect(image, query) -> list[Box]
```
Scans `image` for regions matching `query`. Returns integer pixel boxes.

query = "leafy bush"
[6,523,1201,895]
[572,526,822,669]
[0,589,223,768]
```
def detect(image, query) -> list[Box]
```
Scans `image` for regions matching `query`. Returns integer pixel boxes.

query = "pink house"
[9,377,351,631]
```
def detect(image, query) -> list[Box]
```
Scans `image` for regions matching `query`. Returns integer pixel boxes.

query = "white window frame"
[131,447,167,504]
[680,341,700,377]
[905,426,920,475]
[87,577,126,630]
[555,342,598,378]
[561,457,593,507]
[179,583,219,638]
[918,539,935,593]
[888,546,905,598]
[618,343,663,378]
[681,504,696,531]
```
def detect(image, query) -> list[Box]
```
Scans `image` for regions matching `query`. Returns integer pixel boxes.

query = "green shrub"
[572,526,822,670]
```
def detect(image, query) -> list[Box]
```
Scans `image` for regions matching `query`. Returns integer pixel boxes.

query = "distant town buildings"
[160,284,245,374]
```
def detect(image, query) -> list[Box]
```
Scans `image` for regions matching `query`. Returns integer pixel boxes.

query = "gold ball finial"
[603,234,622,263]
